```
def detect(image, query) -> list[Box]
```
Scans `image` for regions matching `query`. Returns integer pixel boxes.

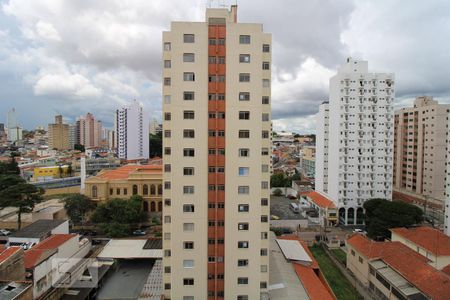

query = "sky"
[1,0,450,133]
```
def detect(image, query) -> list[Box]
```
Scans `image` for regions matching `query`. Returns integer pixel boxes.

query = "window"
[262,61,270,70]
[238,204,249,212]
[261,248,268,256]
[261,265,268,272]
[183,148,195,157]
[184,34,195,43]
[261,232,268,239]
[164,130,171,138]
[165,283,171,290]
[238,259,248,267]
[165,199,171,206]
[239,73,250,82]
[183,223,194,231]
[208,56,216,64]
[183,297,194,300]
[184,110,195,119]
[123,188,127,195]
[239,130,250,138]
[262,164,269,172]
[183,129,195,138]
[263,79,270,87]
[262,148,269,155]
[164,181,171,189]
[238,186,250,194]
[183,72,195,81]
[183,278,194,285]
[164,250,171,257]
[164,95,171,104]
[164,112,171,121]
[261,215,268,222]
[237,277,248,285]
[164,164,171,172]
[239,111,250,120]
[351,249,355,256]
[183,186,195,194]
[260,281,267,289]
[183,242,194,249]
[358,256,363,263]
[239,54,250,63]
[238,241,249,248]
[239,92,250,101]
[262,113,270,121]
[164,216,171,223]
[183,167,194,175]
[262,96,269,104]
[183,53,195,62]
[237,296,248,300]
[262,44,270,52]
[262,131,269,138]
[109,188,113,195]
[184,91,195,100]
[164,42,171,51]
[164,60,171,68]
[238,223,249,230]
[239,167,249,176]
[164,233,171,240]
[239,148,249,157]
[261,198,268,206]
[183,260,194,268]
[239,35,250,44]
[164,77,171,86]
[164,147,171,155]
[116,188,120,195]
[261,181,269,189]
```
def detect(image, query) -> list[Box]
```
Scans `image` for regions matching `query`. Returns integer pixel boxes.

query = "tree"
[270,173,291,187]
[149,132,162,158]
[0,152,20,175]
[364,198,423,239]
[63,194,95,225]
[0,175,25,192]
[91,196,145,237]
[74,144,85,152]
[58,165,63,178]
[273,188,283,196]
[67,163,73,177]
[0,183,44,229]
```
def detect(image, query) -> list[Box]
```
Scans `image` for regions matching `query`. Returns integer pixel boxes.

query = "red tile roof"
[34,234,76,250]
[442,264,450,277]
[390,227,450,256]
[0,246,21,263]
[24,249,55,269]
[348,234,450,300]
[278,236,336,300]
[97,164,162,180]
[306,191,336,209]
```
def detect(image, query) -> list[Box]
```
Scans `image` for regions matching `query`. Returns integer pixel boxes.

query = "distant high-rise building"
[108,130,116,149]
[316,58,395,225]
[115,100,149,160]
[393,96,450,205]
[48,115,70,150]
[149,118,159,135]
[68,124,76,149]
[162,6,271,299]
[76,113,102,149]
[0,123,6,143]
[7,108,22,142]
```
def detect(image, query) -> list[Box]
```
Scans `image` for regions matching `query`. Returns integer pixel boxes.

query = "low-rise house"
[390,226,450,270]
[346,234,450,300]
[0,281,33,300]
[0,246,25,281]
[84,164,163,212]
[302,191,337,226]
[24,234,91,299]
[8,219,69,247]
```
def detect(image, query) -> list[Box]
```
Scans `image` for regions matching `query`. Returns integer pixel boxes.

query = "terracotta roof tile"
[348,234,450,300]
[306,191,336,208]
[34,234,76,250]
[97,164,162,180]
[0,246,21,263]
[24,248,54,269]
[390,227,450,256]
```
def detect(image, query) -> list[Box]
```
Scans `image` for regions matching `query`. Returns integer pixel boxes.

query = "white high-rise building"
[7,108,22,142]
[315,102,329,194]
[316,58,395,225]
[162,6,271,299]
[115,100,149,160]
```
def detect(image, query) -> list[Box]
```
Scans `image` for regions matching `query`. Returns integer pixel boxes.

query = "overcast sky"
[1,0,450,133]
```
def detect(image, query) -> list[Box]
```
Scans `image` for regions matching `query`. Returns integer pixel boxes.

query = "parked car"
[0,229,11,236]
[133,230,147,236]
[289,203,300,213]
[271,215,280,220]
[353,228,363,233]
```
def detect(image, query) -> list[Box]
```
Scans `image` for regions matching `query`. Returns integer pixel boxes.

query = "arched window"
[143,201,149,212]
[158,201,162,212]
[150,201,156,212]
[143,184,149,195]
[150,185,156,195]
[92,186,98,198]
[132,185,138,195]
[158,184,163,195]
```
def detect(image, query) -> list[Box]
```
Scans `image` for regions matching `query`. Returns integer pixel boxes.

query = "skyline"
[1,0,450,132]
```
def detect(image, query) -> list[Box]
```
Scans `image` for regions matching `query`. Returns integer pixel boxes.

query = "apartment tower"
[76,113,102,149]
[162,6,271,299]
[316,58,395,225]
[48,115,70,150]
[115,100,149,160]
[393,96,450,205]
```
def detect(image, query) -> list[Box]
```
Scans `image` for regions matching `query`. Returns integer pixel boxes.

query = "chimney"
[231,5,237,23]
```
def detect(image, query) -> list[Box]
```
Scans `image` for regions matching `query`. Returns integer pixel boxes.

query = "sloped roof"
[347,234,450,300]
[33,234,76,250]
[0,246,21,263]
[24,248,56,269]
[306,191,336,209]
[96,165,162,180]
[390,227,450,256]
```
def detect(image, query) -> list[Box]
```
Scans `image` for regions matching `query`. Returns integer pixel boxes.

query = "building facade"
[315,102,329,193]
[316,58,395,225]
[162,6,271,299]
[48,115,70,150]
[393,96,450,205]
[76,113,102,149]
[301,145,316,179]
[115,100,149,160]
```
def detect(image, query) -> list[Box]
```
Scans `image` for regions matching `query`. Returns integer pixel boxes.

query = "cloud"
[34,73,101,98]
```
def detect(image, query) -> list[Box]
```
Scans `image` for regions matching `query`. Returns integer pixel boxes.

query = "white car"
[353,229,363,233]
[0,229,11,236]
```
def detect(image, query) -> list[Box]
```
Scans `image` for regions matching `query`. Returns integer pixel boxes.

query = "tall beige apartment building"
[393,96,450,204]
[162,6,271,300]
[76,112,102,149]
[48,115,70,150]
